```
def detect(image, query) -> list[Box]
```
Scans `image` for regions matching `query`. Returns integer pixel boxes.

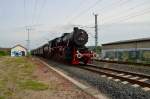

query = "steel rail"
[94,59,150,67]
[86,64,150,79]
[77,65,150,88]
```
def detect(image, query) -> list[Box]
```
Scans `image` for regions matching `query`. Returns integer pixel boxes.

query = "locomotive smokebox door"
[73,28,88,46]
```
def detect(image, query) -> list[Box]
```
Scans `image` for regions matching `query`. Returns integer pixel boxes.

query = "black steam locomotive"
[31,27,95,64]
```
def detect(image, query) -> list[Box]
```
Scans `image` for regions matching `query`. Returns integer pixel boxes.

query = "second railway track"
[76,64,150,91]
[39,58,150,99]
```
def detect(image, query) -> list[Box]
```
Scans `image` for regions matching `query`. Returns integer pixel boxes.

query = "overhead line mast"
[26,26,32,53]
[94,14,98,53]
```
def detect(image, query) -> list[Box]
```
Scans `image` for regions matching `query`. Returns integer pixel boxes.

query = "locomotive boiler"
[32,27,95,65]
[62,27,88,46]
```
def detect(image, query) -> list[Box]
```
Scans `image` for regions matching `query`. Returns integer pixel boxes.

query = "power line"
[102,0,150,24]
[64,0,87,21]
[35,0,47,25]
[104,7,150,24]
[32,0,38,25]
[97,0,128,13]
[67,0,128,25]
[114,9,150,23]
[24,0,27,26]
[67,0,102,24]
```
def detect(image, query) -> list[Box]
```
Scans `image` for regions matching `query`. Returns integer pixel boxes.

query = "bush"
[0,51,8,56]
[93,46,101,54]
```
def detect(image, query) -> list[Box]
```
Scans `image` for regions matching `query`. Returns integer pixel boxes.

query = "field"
[0,56,49,99]
[0,56,94,99]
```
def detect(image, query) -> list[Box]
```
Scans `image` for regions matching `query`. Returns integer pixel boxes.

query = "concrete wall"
[102,40,150,50]
[101,40,150,63]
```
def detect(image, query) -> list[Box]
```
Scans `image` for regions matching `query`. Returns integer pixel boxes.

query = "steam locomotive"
[31,27,95,64]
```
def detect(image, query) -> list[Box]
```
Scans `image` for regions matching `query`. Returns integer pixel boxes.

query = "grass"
[0,96,5,99]
[0,56,49,98]
[19,80,48,90]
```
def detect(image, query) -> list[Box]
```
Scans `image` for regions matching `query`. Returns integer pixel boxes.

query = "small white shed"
[11,44,27,57]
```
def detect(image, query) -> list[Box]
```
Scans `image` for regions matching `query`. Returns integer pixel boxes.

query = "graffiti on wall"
[104,49,150,64]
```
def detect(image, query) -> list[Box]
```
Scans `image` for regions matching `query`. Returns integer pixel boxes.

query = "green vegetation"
[88,46,101,54]
[0,96,5,99]
[0,51,8,56]
[27,52,32,57]
[19,80,48,90]
[0,57,49,98]
[93,46,101,54]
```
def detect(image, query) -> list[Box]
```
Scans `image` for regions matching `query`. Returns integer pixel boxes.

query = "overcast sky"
[0,0,150,49]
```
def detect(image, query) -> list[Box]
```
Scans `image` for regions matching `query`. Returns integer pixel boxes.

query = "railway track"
[77,64,150,91]
[94,59,150,67]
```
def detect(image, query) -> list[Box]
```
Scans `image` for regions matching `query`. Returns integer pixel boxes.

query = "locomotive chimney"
[74,27,78,32]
